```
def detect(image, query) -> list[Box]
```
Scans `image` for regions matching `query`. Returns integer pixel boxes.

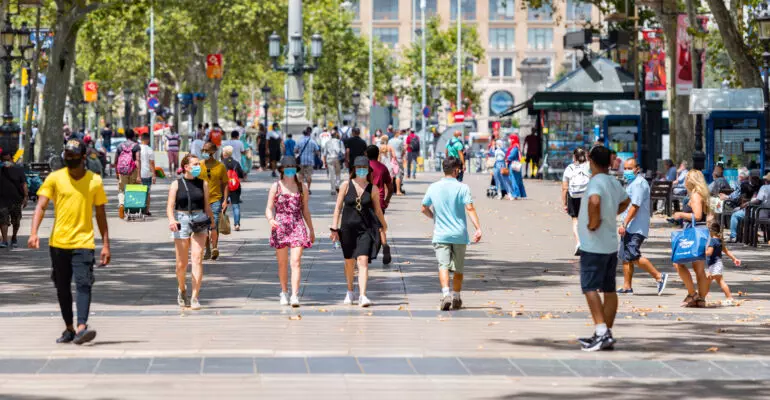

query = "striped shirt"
[295,136,320,166]
[164,133,180,152]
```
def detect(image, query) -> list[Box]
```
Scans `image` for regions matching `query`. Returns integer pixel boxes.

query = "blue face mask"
[201,153,211,160]
[284,168,297,178]
[190,165,202,177]
[623,170,636,181]
[356,168,369,177]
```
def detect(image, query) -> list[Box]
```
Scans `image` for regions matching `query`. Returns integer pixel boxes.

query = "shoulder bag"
[180,178,211,234]
[670,215,709,263]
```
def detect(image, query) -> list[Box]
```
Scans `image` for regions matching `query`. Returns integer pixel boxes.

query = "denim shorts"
[580,251,618,293]
[141,178,153,190]
[210,201,222,230]
[621,233,646,262]
[171,211,207,240]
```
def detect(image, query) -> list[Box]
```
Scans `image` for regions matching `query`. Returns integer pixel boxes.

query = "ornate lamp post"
[386,93,395,128]
[79,100,87,132]
[229,88,239,122]
[106,90,115,126]
[123,89,132,130]
[691,30,707,171]
[0,17,33,154]
[756,5,770,173]
[351,91,361,128]
[268,2,323,135]
[261,84,271,130]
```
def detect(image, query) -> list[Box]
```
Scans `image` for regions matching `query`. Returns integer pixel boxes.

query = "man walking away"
[323,130,345,195]
[101,123,113,153]
[267,123,283,178]
[344,127,367,170]
[164,126,181,177]
[617,159,668,295]
[222,130,245,168]
[138,133,156,216]
[28,139,110,345]
[0,150,28,248]
[295,127,320,195]
[389,130,406,195]
[445,131,465,182]
[405,129,420,179]
[284,133,296,156]
[340,120,351,140]
[366,145,394,264]
[421,157,482,311]
[577,146,630,352]
[114,129,141,219]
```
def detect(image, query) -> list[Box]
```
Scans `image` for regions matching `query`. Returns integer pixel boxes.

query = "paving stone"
[460,357,524,376]
[97,358,151,374]
[409,357,468,375]
[612,360,682,379]
[307,357,361,374]
[255,357,308,374]
[664,360,729,379]
[202,357,255,374]
[713,360,770,380]
[357,357,416,375]
[512,359,577,377]
[561,359,629,378]
[148,357,202,374]
[0,359,46,374]
[39,358,99,374]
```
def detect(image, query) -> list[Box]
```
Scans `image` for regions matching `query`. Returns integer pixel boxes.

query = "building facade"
[351,0,600,134]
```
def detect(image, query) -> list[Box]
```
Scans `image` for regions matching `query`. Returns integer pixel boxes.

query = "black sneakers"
[580,330,615,352]
[382,244,392,265]
[72,327,97,345]
[440,295,452,311]
[56,329,76,344]
[452,295,463,310]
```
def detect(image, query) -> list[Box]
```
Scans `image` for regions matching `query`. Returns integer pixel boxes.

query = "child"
[705,222,741,306]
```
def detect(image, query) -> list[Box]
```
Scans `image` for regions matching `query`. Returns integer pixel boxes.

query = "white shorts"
[708,260,724,276]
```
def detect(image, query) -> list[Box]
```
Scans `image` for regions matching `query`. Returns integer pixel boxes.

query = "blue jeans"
[231,203,241,226]
[730,209,745,239]
[407,153,418,178]
[210,200,223,231]
[493,161,514,196]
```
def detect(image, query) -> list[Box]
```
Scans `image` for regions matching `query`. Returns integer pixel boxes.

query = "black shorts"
[567,196,581,218]
[580,251,618,293]
[525,154,541,165]
[621,233,645,262]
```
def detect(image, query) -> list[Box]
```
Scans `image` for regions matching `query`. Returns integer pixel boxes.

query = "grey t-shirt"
[390,137,405,162]
[622,174,651,237]
[578,173,629,254]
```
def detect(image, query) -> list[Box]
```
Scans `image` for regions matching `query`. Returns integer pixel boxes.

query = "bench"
[28,162,52,180]
[650,181,673,217]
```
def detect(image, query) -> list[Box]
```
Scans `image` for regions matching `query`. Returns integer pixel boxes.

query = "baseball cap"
[64,139,87,156]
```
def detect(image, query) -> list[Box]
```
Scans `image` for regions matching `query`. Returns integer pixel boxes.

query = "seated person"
[709,164,731,197]
[729,173,769,242]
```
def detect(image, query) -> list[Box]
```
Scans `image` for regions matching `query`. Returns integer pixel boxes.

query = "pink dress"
[269,183,311,249]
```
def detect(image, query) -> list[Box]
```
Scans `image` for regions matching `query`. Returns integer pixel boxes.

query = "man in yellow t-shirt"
[199,142,229,260]
[28,139,110,346]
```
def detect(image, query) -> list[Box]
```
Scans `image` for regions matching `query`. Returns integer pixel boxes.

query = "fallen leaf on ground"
[706,347,719,352]
[716,328,729,333]
[488,322,500,326]
[540,313,553,320]
[318,249,329,253]
[566,292,571,296]
[397,305,405,311]
[676,317,685,321]
[318,308,329,313]
[289,315,302,321]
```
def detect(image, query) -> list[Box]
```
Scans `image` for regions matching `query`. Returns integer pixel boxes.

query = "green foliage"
[398,16,485,112]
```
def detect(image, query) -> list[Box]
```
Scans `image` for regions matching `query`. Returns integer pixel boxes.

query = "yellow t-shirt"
[200,160,227,203]
[37,169,108,250]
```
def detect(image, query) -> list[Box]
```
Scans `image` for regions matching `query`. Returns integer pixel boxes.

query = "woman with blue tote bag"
[671,170,711,308]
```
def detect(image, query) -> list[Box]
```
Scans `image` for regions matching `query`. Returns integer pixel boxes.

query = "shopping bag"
[670,216,709,263]
[219,210,231,235]
[510,160,522,172]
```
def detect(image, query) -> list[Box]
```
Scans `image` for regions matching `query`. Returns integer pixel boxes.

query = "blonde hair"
[379,135,389,145]
[685,169,711,215]
[221,145,234,158]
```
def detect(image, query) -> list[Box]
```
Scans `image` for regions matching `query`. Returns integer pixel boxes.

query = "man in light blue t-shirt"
[617,159,668,296]
[421,157,482,312]
[576,146,630,352]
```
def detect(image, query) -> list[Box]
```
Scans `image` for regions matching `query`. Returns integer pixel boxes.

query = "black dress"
[339,181,379,260]
[257,132,267,168]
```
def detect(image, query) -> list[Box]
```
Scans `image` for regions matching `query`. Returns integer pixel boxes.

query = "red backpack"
[227,168,240,191]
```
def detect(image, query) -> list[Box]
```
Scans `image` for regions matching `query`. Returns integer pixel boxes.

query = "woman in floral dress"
[265,156,315,307]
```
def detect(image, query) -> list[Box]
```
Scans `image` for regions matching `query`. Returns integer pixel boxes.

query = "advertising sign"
[676,14,708,95]
[83,81,98,103]
[642,29,666,101]
[206,54,223,79]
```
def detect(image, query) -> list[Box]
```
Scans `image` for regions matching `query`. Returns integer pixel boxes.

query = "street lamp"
[123,88,132,130]
[261,84,271,131]
[756,5,770,176]
[80,100,87,132]
[0,14,34,154]
[106,90,115,126]
[386,93,395,127]
[270,30,323,74]
[691,29,707,170]
[230,88,239,122]
[352,91,361,128]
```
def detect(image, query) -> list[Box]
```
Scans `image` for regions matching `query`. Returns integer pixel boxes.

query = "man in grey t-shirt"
[389,130,406,195]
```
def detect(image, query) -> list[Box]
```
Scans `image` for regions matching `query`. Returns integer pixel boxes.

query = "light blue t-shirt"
[422,178,473,244]
[578,173,629,254]
[622,174,651,237]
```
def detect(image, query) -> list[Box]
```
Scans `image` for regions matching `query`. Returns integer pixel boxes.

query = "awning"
[496,99,531,118]
[532,91,634,111]
[593,100,642,117]
[689,88,764,115]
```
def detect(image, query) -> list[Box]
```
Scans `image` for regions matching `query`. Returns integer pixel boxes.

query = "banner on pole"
[206,54,223,79]
[83,81,98,103]
[642,29,666,101]
[676,14,708,96]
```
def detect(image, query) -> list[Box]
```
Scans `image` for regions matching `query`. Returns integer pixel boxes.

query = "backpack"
[116,143,136,175]
[409,135,420,153]
[86,151,103,175]
[227,168,240,191]
[568,164,590,198]
[446,138,461,158]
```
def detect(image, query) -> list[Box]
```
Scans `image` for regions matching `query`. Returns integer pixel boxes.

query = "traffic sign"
[453,111,465,123]
[148,81,159,96]
[422,106,430,118]
[147,97,160,110]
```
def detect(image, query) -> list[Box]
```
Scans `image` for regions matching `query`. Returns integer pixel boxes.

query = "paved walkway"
[2,167,770,399]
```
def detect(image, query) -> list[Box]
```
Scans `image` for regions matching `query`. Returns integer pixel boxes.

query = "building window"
[352,27,361,37]
[490,57,500,77]
[566,0,592,21]
[350,1,360,20]
[490,0,515,20]
[374,0,398,20]
[528,4,553,21]
[422,0,438,17]
[503,58,514,77]
[373,28,399,49]
[528,28,553,50]
[450,0,477,20]
[489,28,515,50]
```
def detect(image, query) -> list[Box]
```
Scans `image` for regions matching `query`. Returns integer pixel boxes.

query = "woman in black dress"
[329,156,388,307]
[257,124,268,170]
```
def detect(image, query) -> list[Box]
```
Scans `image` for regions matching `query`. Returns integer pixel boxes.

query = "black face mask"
[64,157,83,169]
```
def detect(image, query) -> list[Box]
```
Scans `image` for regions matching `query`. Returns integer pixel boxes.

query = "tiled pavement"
[2,169,770,398]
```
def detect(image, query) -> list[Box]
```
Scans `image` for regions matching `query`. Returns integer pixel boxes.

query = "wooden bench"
[28,162,52,180]
[650,181,673,217]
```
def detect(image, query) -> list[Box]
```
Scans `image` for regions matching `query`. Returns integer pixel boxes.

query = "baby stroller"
[124,184,148,221]
[486,176,498,198]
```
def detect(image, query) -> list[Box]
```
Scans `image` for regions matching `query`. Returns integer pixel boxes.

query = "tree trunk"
[209,78,220,124]
[22,3,40,163]
[39,18,78,160]
[704,0,763,88]
[659,11,681,161]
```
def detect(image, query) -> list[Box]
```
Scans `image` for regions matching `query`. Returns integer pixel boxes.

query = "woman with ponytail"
[265,156,315,307]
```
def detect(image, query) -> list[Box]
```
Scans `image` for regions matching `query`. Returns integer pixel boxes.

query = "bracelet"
[329,228,339,232]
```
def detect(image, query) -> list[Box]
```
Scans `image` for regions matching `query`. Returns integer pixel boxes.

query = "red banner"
[83,81,98,103]
[206,54,223,79]
[676,14,708,95]
[642,29,666,101]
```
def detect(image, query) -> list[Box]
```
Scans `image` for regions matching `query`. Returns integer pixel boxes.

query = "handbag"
[670,216,709,263]
[219,209,231,235]
[500,167,510,176]
[180,178,211,234]
[510,160,522,172]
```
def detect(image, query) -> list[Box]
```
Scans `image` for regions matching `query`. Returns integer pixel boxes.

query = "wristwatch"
[329,227,339,232]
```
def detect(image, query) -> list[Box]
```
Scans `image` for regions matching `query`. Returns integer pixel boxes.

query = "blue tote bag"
[670,216,710,263]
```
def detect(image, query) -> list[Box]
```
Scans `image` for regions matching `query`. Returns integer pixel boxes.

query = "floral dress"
[269,183,312,249]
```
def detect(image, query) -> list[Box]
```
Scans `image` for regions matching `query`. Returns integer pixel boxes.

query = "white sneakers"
[279,292,289,306]
[290,295,300,308]
[343,291,372,307]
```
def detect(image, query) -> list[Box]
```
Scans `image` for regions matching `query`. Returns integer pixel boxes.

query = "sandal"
[694,296,707,308]
[681,293,696,307]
